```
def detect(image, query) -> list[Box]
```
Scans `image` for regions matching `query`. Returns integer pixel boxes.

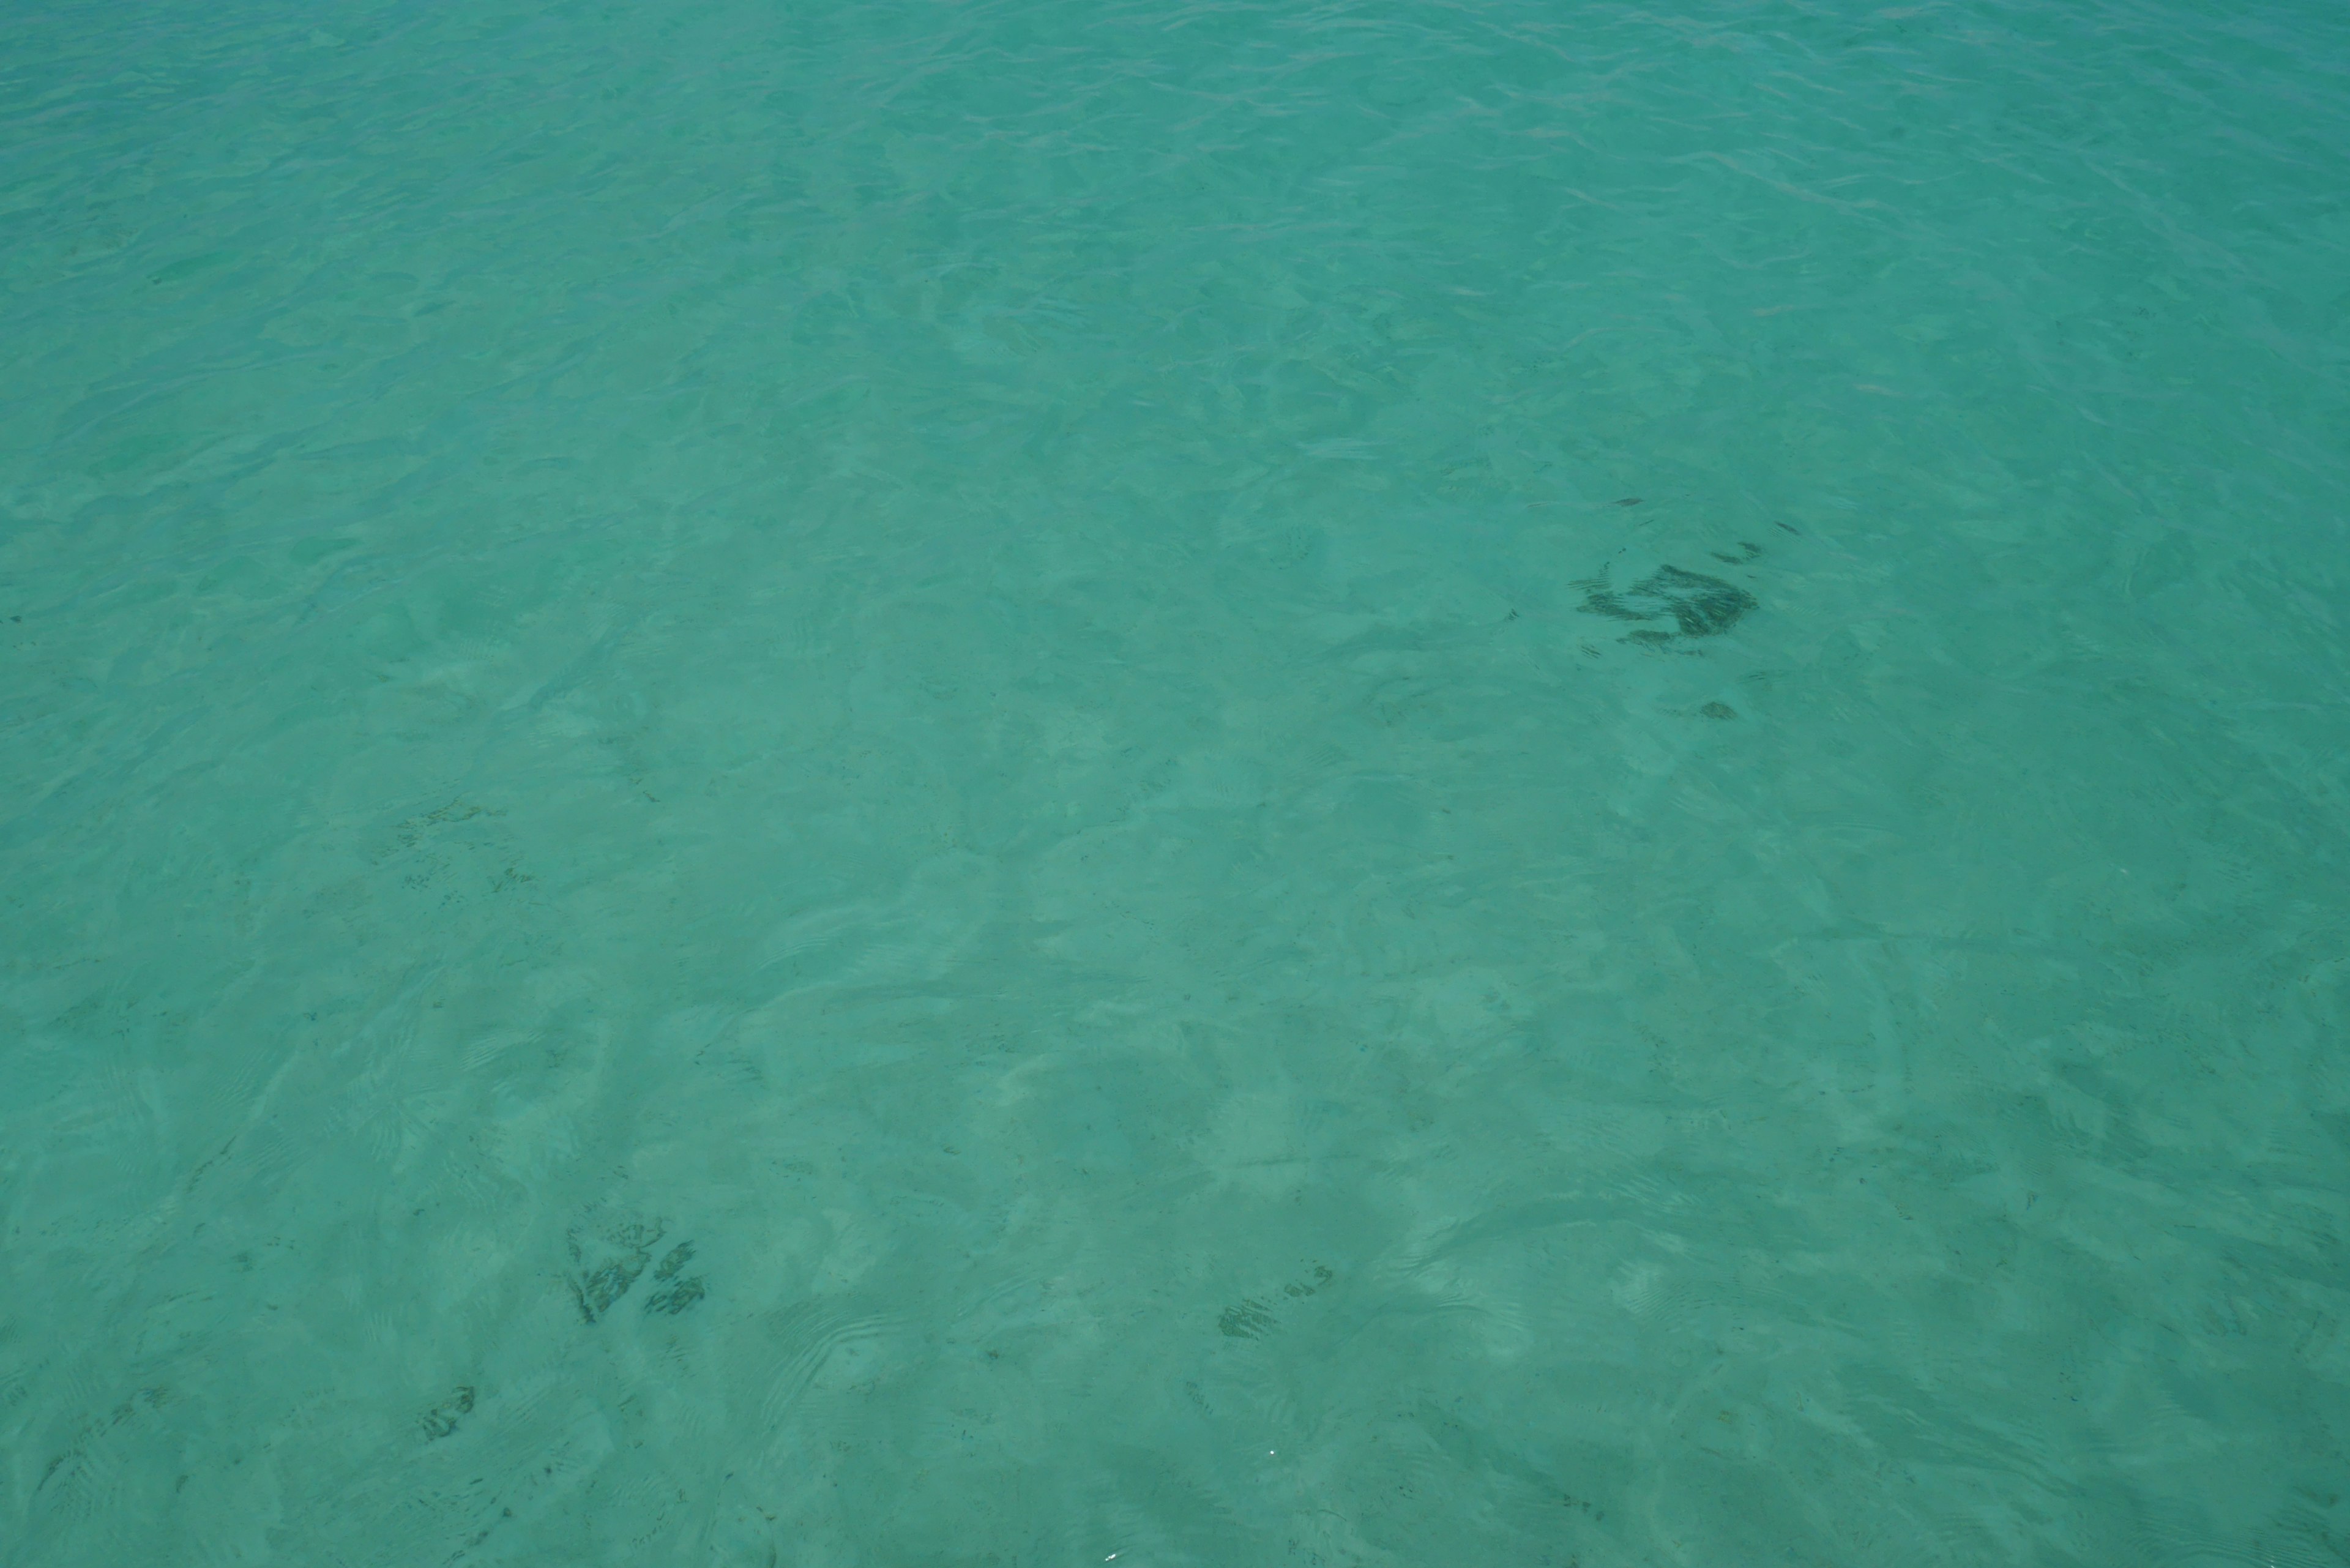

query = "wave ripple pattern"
[4,0,2348,1564]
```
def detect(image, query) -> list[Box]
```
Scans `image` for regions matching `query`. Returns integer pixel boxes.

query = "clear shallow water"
[4,0,2348,1560]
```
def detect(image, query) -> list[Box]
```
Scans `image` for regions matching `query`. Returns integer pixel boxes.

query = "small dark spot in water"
[1614,497,1643,507]
[1220,1265,1330,1337]
[1285,1264,1335,1297]
[421,1386,475,1441]
[1775,521,1799,534]
[572,1258,646,1323]
[644,1276,706,1316]
[1579,565,1756,640]
[1220,1300,1276,1338]
[1712,541,1763,564]
[1700,701,1737,720]
[640,1240,707,1315]
[566,1215,666,1323]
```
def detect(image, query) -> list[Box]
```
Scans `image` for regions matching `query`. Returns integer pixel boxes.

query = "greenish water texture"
[4,0,2348,1562]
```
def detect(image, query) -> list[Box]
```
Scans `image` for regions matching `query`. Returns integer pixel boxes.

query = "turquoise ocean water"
[5,0,2348,1561]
